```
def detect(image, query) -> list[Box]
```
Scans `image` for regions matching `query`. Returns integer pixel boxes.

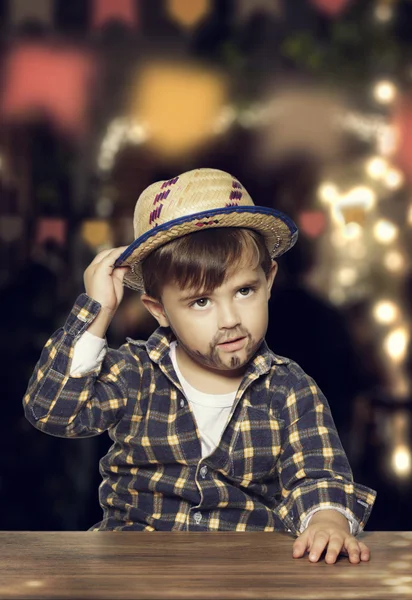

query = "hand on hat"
[83,247,130,336]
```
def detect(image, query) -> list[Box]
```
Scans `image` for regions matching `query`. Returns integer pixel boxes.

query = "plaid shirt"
[23,293,376,533]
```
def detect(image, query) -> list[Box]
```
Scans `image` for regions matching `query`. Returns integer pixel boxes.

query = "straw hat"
[114,168,298,291]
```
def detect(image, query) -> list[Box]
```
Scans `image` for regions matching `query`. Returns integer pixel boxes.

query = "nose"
[217,301,241,330]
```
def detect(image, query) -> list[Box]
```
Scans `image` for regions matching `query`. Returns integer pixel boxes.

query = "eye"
[190,298,210,309]
[237,286,256,297]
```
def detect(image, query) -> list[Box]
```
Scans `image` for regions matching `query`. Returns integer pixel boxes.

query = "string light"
[342,186,376,209]
[339,111,387,144]
[98,118,148,171]
[96,106,397,173]
[213,105,237,134]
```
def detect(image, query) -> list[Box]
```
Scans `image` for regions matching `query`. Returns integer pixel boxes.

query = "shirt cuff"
[70,330,107,376]
[299,506,359,536]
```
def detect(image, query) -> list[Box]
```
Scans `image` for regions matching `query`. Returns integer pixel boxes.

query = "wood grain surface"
[1,531,412,599]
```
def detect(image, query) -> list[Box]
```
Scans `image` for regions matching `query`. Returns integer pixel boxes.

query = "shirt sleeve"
[70,330,107,376]
[274,367,376,536]
[300,506,358,535]
[23,293,133,438]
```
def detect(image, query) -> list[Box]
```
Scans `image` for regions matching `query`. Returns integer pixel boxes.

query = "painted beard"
[174,327,260,371]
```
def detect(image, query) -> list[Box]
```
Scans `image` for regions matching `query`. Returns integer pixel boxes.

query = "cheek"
[247,300,268,327]
[168,311,211,346]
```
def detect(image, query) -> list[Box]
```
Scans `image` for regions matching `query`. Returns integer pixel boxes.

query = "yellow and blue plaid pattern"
[23,294,376,533]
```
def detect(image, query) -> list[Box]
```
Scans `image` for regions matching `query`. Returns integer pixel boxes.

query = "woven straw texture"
[115,168,298,291]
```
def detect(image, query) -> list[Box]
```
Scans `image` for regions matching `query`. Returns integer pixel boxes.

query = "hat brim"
[114,206,298,291]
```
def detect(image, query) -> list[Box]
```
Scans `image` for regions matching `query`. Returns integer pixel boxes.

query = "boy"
[23,168,376,564]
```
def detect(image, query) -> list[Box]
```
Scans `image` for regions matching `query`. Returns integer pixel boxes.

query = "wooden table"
[1,531,411,599]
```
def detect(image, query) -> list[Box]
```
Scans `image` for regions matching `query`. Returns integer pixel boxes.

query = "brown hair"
[141,227,273,300]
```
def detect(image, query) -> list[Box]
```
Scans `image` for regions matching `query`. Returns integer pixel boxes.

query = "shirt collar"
[139,327,288,378]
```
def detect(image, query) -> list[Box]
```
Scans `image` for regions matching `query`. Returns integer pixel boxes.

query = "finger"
[308,532,329,563]
[359,541,371,562]
[344,537,362,564]
[94,246,129,269]
[88,248,114,266]
[112,266,131,283]
[293,534,310,559]
[324,535,345,565]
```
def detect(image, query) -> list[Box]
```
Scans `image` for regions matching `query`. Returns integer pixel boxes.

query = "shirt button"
[194,512,202,524]
[180,399,185,408]
[200,466,208,478]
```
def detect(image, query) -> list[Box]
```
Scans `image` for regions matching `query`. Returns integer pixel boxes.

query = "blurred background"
[0,0,411,532]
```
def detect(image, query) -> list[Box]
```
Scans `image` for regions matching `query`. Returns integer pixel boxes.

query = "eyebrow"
[179,278,262,303]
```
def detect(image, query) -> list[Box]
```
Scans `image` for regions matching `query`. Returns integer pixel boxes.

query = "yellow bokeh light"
[373,300,399,324]
[344,186,376,209]
[81,220,112,249]
[166,0,211,29]
[318,182,339,204]
[375,3,394,23]
[384,327,409,362]
[373,80,397,104]
[343,222,363,239]
[392,444,412,477]
[338,267,357,286]
[333,186,375,228]
[374,219,398,244]
[130,60,227,158]
[385,168,404,190]
[384,250,405,273]
[366,156,388,179]
[377,124,397,155]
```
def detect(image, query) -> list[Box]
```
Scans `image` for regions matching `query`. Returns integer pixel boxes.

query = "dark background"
[0,0,412,532]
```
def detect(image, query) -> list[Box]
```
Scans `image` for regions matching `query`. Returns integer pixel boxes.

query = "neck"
[175,344,244,394]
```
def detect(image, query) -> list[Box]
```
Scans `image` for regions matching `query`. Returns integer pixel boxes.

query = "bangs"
[141,228,272,300]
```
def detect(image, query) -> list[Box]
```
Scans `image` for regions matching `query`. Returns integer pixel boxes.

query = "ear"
[266,261,278,299]
[140,293,169,327]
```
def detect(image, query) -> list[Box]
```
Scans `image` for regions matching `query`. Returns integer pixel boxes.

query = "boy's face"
[142,257,278,376]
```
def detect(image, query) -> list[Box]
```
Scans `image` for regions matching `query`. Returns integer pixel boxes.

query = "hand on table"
[292,509,370,564]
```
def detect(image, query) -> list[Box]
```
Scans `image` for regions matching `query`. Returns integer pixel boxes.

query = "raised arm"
[23,247,133,438]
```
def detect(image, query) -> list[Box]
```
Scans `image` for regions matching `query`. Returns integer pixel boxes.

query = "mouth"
[219,337,244,345]
[217,336,247,352]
